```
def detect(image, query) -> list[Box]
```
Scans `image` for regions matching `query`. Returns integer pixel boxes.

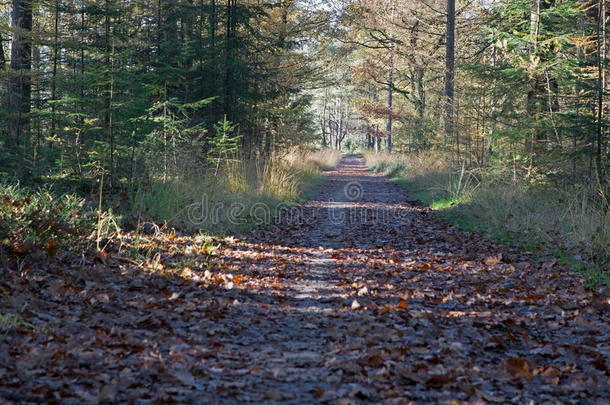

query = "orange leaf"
[379,305,392,315]
[44,240,59,256]
[397,300,409,310]
[312,389,325,398]
[11,241,32,255]
[484,254,503,266]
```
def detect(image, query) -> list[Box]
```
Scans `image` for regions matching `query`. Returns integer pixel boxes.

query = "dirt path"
[2,157,609,404]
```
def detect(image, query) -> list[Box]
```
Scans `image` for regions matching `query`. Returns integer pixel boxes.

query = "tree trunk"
[224,0,236,119]
[445,0,456,158]
[386,52,394,153]
[7,0,33,147]
[596,0,607,198]
[104,0,115,185]
[50,0,60,140]
[210,0,217,39]
[320,95,328,147]
[375,125,381,152]
[0,34,6,68]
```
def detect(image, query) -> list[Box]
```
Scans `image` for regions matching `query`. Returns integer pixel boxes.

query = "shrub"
[0,184,95,261]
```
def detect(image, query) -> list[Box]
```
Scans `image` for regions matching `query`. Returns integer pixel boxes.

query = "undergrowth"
[0,184,96,262]
[1,148,341,264]
[364,150,610,287]
[130,148,341,234]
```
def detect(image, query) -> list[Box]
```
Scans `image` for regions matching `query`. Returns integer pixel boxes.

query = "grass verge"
[129,148,342,235]
[1,148,342,264]
[364,151,610,287]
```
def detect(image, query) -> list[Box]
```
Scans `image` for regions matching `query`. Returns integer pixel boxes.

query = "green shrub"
[0,183,95,260]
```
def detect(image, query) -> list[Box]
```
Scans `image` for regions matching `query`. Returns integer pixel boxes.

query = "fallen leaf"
[397,300,409,310]
[484,254,503,266]
[504,357,533,379]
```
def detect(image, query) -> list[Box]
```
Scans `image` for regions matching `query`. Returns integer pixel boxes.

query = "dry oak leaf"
[504,357,533,379]
[484,254,503,266]
[44,240,59,256]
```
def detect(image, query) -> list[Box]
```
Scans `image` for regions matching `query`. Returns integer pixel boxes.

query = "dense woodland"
[0,0,608,270]
[1,0,330,188]
[1,1,610,403]
[1,0,609,188]
[332,0,609,188]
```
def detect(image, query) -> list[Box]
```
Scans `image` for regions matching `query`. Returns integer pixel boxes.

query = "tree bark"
[386,51,394,153]
[50,0,60,140]
[0,34,6,68]
[224,0,236,119]
[596,0,607,197]
[7,0,33,147]
[104,0,115,184]
[445,0,456,158]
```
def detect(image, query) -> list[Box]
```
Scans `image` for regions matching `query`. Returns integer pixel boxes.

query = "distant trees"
[319,90,355,151]
[444,0,455,157]
[1,0,607,197]
[336,0,608,194]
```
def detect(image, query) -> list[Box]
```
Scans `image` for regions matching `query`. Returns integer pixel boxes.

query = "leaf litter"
[0,157,608,404]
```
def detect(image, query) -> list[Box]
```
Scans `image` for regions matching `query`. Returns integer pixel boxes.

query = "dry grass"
[222,159,249,194]
[132,148,341,233]
[259,158,301,201]
[364,150,610,285]
[301,148,343,171]
[260,148,341,201]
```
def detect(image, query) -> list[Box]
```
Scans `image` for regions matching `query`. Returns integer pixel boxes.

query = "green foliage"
[208,117,241,174]
[0,0,321,207]
[0,313,32,336]
[0,184,95,260]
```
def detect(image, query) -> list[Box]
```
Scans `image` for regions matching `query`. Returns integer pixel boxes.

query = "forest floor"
[1,157,609,404]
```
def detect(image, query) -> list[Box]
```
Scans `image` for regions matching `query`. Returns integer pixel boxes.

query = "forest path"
[200,156,609,403]
[2,157,609,404]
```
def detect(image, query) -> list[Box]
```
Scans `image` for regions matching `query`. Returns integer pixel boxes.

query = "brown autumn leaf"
[504,357,533,379]
[426,371,457,388]
[378,305,392,315]
[10,241,32,255]
[95,249,111,264]
[312,389,325,398]
[484,254,503,266]
[359,352,383,367]
[44,240,59,257]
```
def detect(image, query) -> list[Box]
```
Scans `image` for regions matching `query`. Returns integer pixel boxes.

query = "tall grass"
[131,148,341,234]
[302,148,343,171]
[364,150,610,285]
